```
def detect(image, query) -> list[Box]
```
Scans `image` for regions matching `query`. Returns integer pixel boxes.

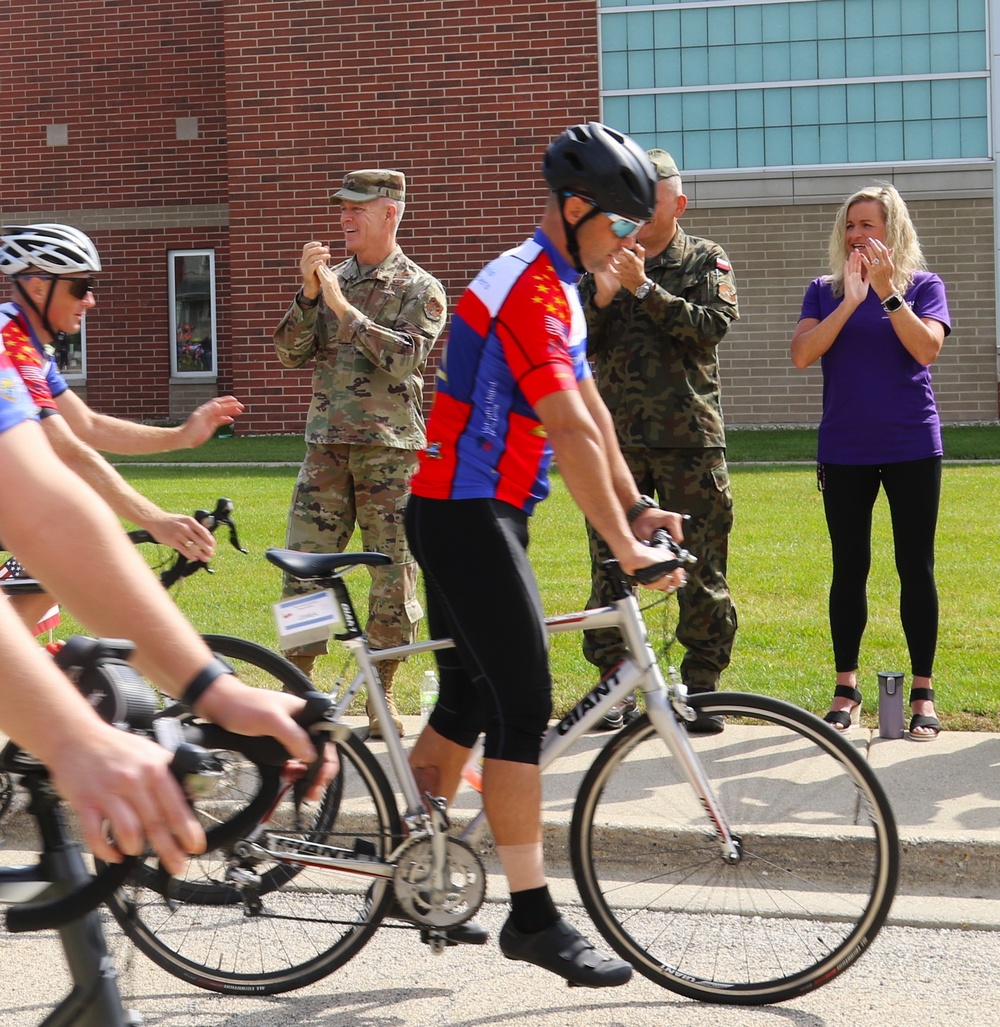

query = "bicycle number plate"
[272,589,341,649]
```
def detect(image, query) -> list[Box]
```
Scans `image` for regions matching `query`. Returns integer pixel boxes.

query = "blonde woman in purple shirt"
[791,183,950,741]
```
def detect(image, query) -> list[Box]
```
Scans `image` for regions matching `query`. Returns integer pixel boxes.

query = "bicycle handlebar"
[5,681,338,934]
[1,498,246,597]
[632,528,698,586]
[128,497,248,589]
[4,743,221,935]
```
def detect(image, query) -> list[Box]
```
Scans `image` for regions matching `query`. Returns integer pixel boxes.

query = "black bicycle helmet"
[543,122,656,222]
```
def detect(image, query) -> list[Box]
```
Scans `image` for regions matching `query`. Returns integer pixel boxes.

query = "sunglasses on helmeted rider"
[14,274,96,299]
[61,277,97,299]
[562,192,646,239]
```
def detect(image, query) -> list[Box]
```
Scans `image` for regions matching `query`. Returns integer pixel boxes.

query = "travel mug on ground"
[877,672,905,738]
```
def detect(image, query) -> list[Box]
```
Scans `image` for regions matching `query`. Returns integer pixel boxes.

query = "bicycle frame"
[258,571,741,882]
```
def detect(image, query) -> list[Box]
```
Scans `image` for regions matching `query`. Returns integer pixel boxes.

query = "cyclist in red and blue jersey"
[405,124,688,986]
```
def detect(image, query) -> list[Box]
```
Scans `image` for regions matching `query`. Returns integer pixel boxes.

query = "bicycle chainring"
[392,834,486,929]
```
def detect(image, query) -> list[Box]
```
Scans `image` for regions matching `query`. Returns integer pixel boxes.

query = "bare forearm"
[546,422,635,561]
[1,424,212,695]
[43,419,165,528]
[581,380,641,512]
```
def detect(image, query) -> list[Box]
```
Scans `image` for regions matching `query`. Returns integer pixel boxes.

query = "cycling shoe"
[498,915,632,987]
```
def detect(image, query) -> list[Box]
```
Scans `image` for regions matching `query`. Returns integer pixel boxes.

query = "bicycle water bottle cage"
[53,636,159,732]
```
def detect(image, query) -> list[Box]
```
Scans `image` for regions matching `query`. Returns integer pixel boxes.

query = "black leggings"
[819,457,941,678]
[405,496,552,765]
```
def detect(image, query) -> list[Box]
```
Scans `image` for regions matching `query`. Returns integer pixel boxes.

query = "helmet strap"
[14,276,59,342]
[557,193,601,274]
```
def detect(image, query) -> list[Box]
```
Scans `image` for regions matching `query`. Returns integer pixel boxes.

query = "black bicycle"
[0,635,339,1027]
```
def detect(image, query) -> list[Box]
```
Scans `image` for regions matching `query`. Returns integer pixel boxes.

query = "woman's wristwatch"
[881,293,904,312]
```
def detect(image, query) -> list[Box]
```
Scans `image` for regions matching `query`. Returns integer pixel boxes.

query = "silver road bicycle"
[105,545,899,1006]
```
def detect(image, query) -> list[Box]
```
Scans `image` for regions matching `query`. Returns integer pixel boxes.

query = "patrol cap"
[331,169,406,204]
[646,149,680,181]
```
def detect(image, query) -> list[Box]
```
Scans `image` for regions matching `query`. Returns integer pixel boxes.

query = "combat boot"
[285,653,316,681]
[367,659,404,739]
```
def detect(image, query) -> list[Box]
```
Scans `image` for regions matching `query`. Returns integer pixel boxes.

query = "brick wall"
[3,1,997,431]
[1,0,229,422]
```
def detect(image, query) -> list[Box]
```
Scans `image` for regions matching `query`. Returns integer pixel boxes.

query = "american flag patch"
[0,556,27,579]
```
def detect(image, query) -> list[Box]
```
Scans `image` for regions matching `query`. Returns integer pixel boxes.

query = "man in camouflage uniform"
[579,150,739,733]
[273,169,447,738]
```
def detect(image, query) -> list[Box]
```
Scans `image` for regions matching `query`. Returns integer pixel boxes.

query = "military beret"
[331,169,406,203]
[645,149,680,181]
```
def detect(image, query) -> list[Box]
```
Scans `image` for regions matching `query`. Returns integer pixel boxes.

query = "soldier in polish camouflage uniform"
[579,150,739,733]
[274,169,447,738]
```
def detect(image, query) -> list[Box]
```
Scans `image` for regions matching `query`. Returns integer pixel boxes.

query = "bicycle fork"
[643,681,742,865]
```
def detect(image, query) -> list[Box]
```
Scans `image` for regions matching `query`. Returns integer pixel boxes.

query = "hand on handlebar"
[146,511,216,562]
[192,677,340,800]
[618,508,692,591]
[46,723,207,877]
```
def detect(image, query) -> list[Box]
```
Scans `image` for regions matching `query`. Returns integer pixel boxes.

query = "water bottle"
[877,671,904,739]
[420,669,439,727]
[461,736,485,793]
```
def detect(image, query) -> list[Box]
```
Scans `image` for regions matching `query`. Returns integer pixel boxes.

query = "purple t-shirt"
[799,272,951,464]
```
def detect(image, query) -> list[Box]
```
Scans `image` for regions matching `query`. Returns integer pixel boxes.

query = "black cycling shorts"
[405,495,552,765]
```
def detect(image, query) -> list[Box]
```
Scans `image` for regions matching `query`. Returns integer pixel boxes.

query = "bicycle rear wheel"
[107,728,401,995]
[570,691,899,1005]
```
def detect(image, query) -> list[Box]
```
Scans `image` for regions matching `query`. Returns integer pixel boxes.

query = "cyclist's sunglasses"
[61,277,97,299]
[564,193,645,239]
[14,274,95,299]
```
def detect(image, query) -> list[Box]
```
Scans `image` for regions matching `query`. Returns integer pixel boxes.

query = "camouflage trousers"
[283,443,422,656]
[583,447,737,692]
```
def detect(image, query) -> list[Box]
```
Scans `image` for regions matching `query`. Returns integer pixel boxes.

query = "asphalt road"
[3,897,1000,1027]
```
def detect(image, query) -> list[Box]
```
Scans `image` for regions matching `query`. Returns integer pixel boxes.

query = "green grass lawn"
[59,428,1000,730]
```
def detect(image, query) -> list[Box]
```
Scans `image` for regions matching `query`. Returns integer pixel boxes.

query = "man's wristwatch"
[634,279,654,301]
[298,290,319,309]
[881,292,904,313]
[626,494,658,524]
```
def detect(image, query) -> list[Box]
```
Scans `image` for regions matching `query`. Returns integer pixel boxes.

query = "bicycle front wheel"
[107,728,402,995]
[570,692,899,1005]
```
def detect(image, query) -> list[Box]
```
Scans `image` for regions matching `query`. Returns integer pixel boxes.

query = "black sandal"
[908,687,941,741]
[823,685,862,732]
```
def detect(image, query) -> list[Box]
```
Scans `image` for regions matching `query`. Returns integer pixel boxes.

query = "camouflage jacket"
[273,246,447,449]
[580,227,739,450]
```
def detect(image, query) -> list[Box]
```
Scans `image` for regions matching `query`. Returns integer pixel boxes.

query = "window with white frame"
[57,326,86,381]
[599,0,989,172]
[168,249,216,376]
